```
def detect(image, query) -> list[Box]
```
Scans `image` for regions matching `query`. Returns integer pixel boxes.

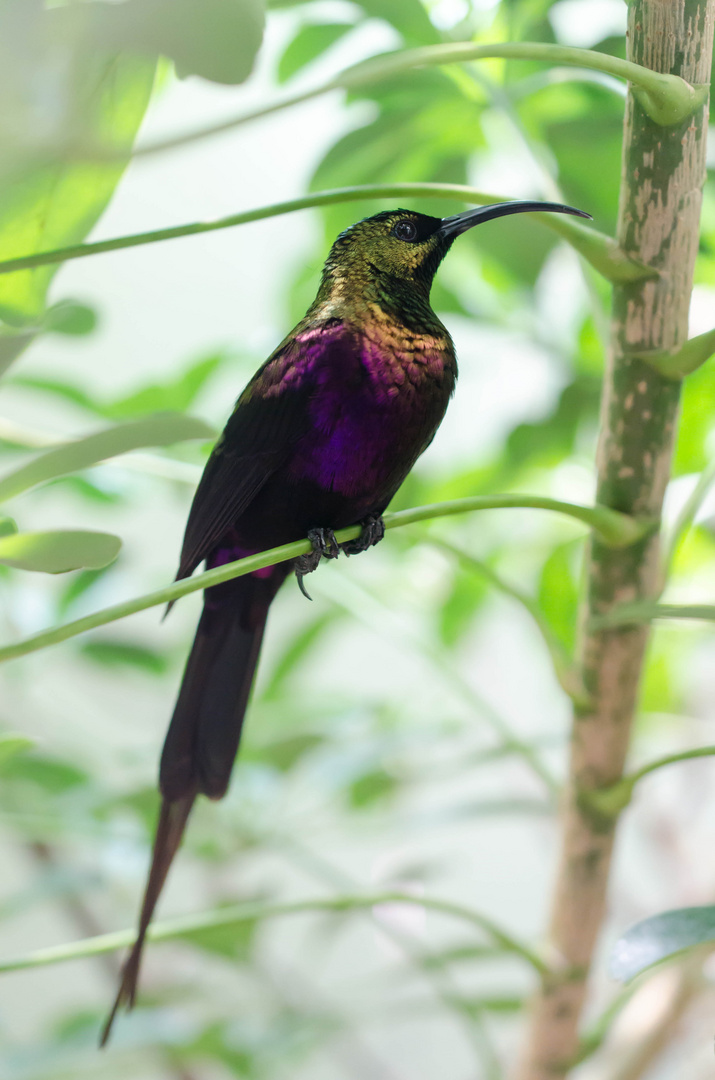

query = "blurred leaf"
[179,911,258,960]
[0,41,156,323]
[8,374,99,416]
[0,413,215,502]
[422,943,512,968]
[57,565,113,617]
[14,353,225,420]
[505,375,601,473]
[354,0,440,46]
[0,528,120,573]
[461,994,525,1015]
[537,541,579,651]
[0,326,38,377]
[9,754,88,793]
[278,22,356,83]
[0,516,17,537]
[476,213,557,286]
[310,70,479,242]
[43,299,98,337]
[262,610,338,698]
[49,474,123,505]
[439,562,489,646]
[80,639,169,674]
[102,785,159,831]
[248,733,324,771]
[611,906,715,981]
[0,734,35,773]
[638,633,681,716]
[348,767,398,807]
[674,362,715,474]
[525,84,624,235]
[86,0,265,85]
[106,353,225,419]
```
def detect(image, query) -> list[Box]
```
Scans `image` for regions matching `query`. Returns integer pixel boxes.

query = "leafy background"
[1,1,715,1077]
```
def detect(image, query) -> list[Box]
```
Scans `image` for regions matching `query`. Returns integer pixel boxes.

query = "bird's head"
[321,201,591,298]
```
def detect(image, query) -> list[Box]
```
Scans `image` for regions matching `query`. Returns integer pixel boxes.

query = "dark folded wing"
[175,327,342,580]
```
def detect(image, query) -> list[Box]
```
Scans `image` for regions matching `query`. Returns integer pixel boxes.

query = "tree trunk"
[513,2,715,1076]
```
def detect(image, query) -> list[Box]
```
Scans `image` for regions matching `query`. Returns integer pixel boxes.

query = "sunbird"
[102,198,590,1042]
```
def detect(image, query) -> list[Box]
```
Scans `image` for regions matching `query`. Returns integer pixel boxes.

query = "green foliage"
[0,414,215,503]
[84,0,266,85]
[612,906,715,981]
[278,22,357,83]
[0,734,35,773]
[0,51,156,324]
[80,639,170,674]
[0,529,121,573]
[0,0,712,1076]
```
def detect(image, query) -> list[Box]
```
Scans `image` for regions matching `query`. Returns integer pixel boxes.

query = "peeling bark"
[513,2,715,1077]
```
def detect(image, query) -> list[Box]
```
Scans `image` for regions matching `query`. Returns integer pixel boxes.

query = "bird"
[101,198,590,1043]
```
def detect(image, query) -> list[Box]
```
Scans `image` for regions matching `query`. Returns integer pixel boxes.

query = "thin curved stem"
[589,602,715,630]
[0,495,646,664]
[433,540,591,708]
[0,890,547,978]
[581,745,715,819]
[312,570,558,794]
[113,42,703,159]
[0,184,647,285]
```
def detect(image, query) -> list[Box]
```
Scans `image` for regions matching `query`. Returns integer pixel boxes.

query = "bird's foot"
[341,514,385,556]
[295,527,340,600]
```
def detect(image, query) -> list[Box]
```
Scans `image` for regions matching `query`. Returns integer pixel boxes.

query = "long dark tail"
[101,568,288,1045]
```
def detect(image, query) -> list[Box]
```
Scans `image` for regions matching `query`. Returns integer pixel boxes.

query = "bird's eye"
[393,219,418,242]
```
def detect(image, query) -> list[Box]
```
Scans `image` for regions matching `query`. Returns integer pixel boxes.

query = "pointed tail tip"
[99,948,141,1047]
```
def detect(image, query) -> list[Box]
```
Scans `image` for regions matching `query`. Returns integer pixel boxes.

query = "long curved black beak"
[437,200,592,239]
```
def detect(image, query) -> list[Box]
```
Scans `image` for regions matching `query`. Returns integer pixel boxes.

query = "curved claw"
[341,514,385,556]
[294,527,340,599]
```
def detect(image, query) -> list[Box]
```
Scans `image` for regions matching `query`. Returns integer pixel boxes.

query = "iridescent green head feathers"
[320,200,592,296]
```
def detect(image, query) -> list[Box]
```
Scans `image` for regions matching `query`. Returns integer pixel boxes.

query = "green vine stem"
[0,183,650,285]
[635,325,715,378]
[589,601,715,629]
[514,4,715,1078]
[581,745,715,819]
[0,890,547,978]
[0,495,646,665]
[107,41,705,161]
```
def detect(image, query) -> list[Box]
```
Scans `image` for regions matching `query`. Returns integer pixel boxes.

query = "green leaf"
[278,22,356,83]
[80,639,169,674]
[0,44,156,323]
[0,517,17,538]
[438,562,489,647]
[7,375,100,417]
[0,735,35,773]
[178,911,258,960]
[348,767,398,807]
[57,566,111,617]
[354,0,440,47]
[0,413,215,503]
[106,353,225,419]
[9,754,88,793]
[43,300,98,337]
[87,0,265,85]
[262,610,338,698]
[537,542,580,651]
[674,361,715,474]
[248,733,324,772]
[0,530,121,573]
[611,906,715,982]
